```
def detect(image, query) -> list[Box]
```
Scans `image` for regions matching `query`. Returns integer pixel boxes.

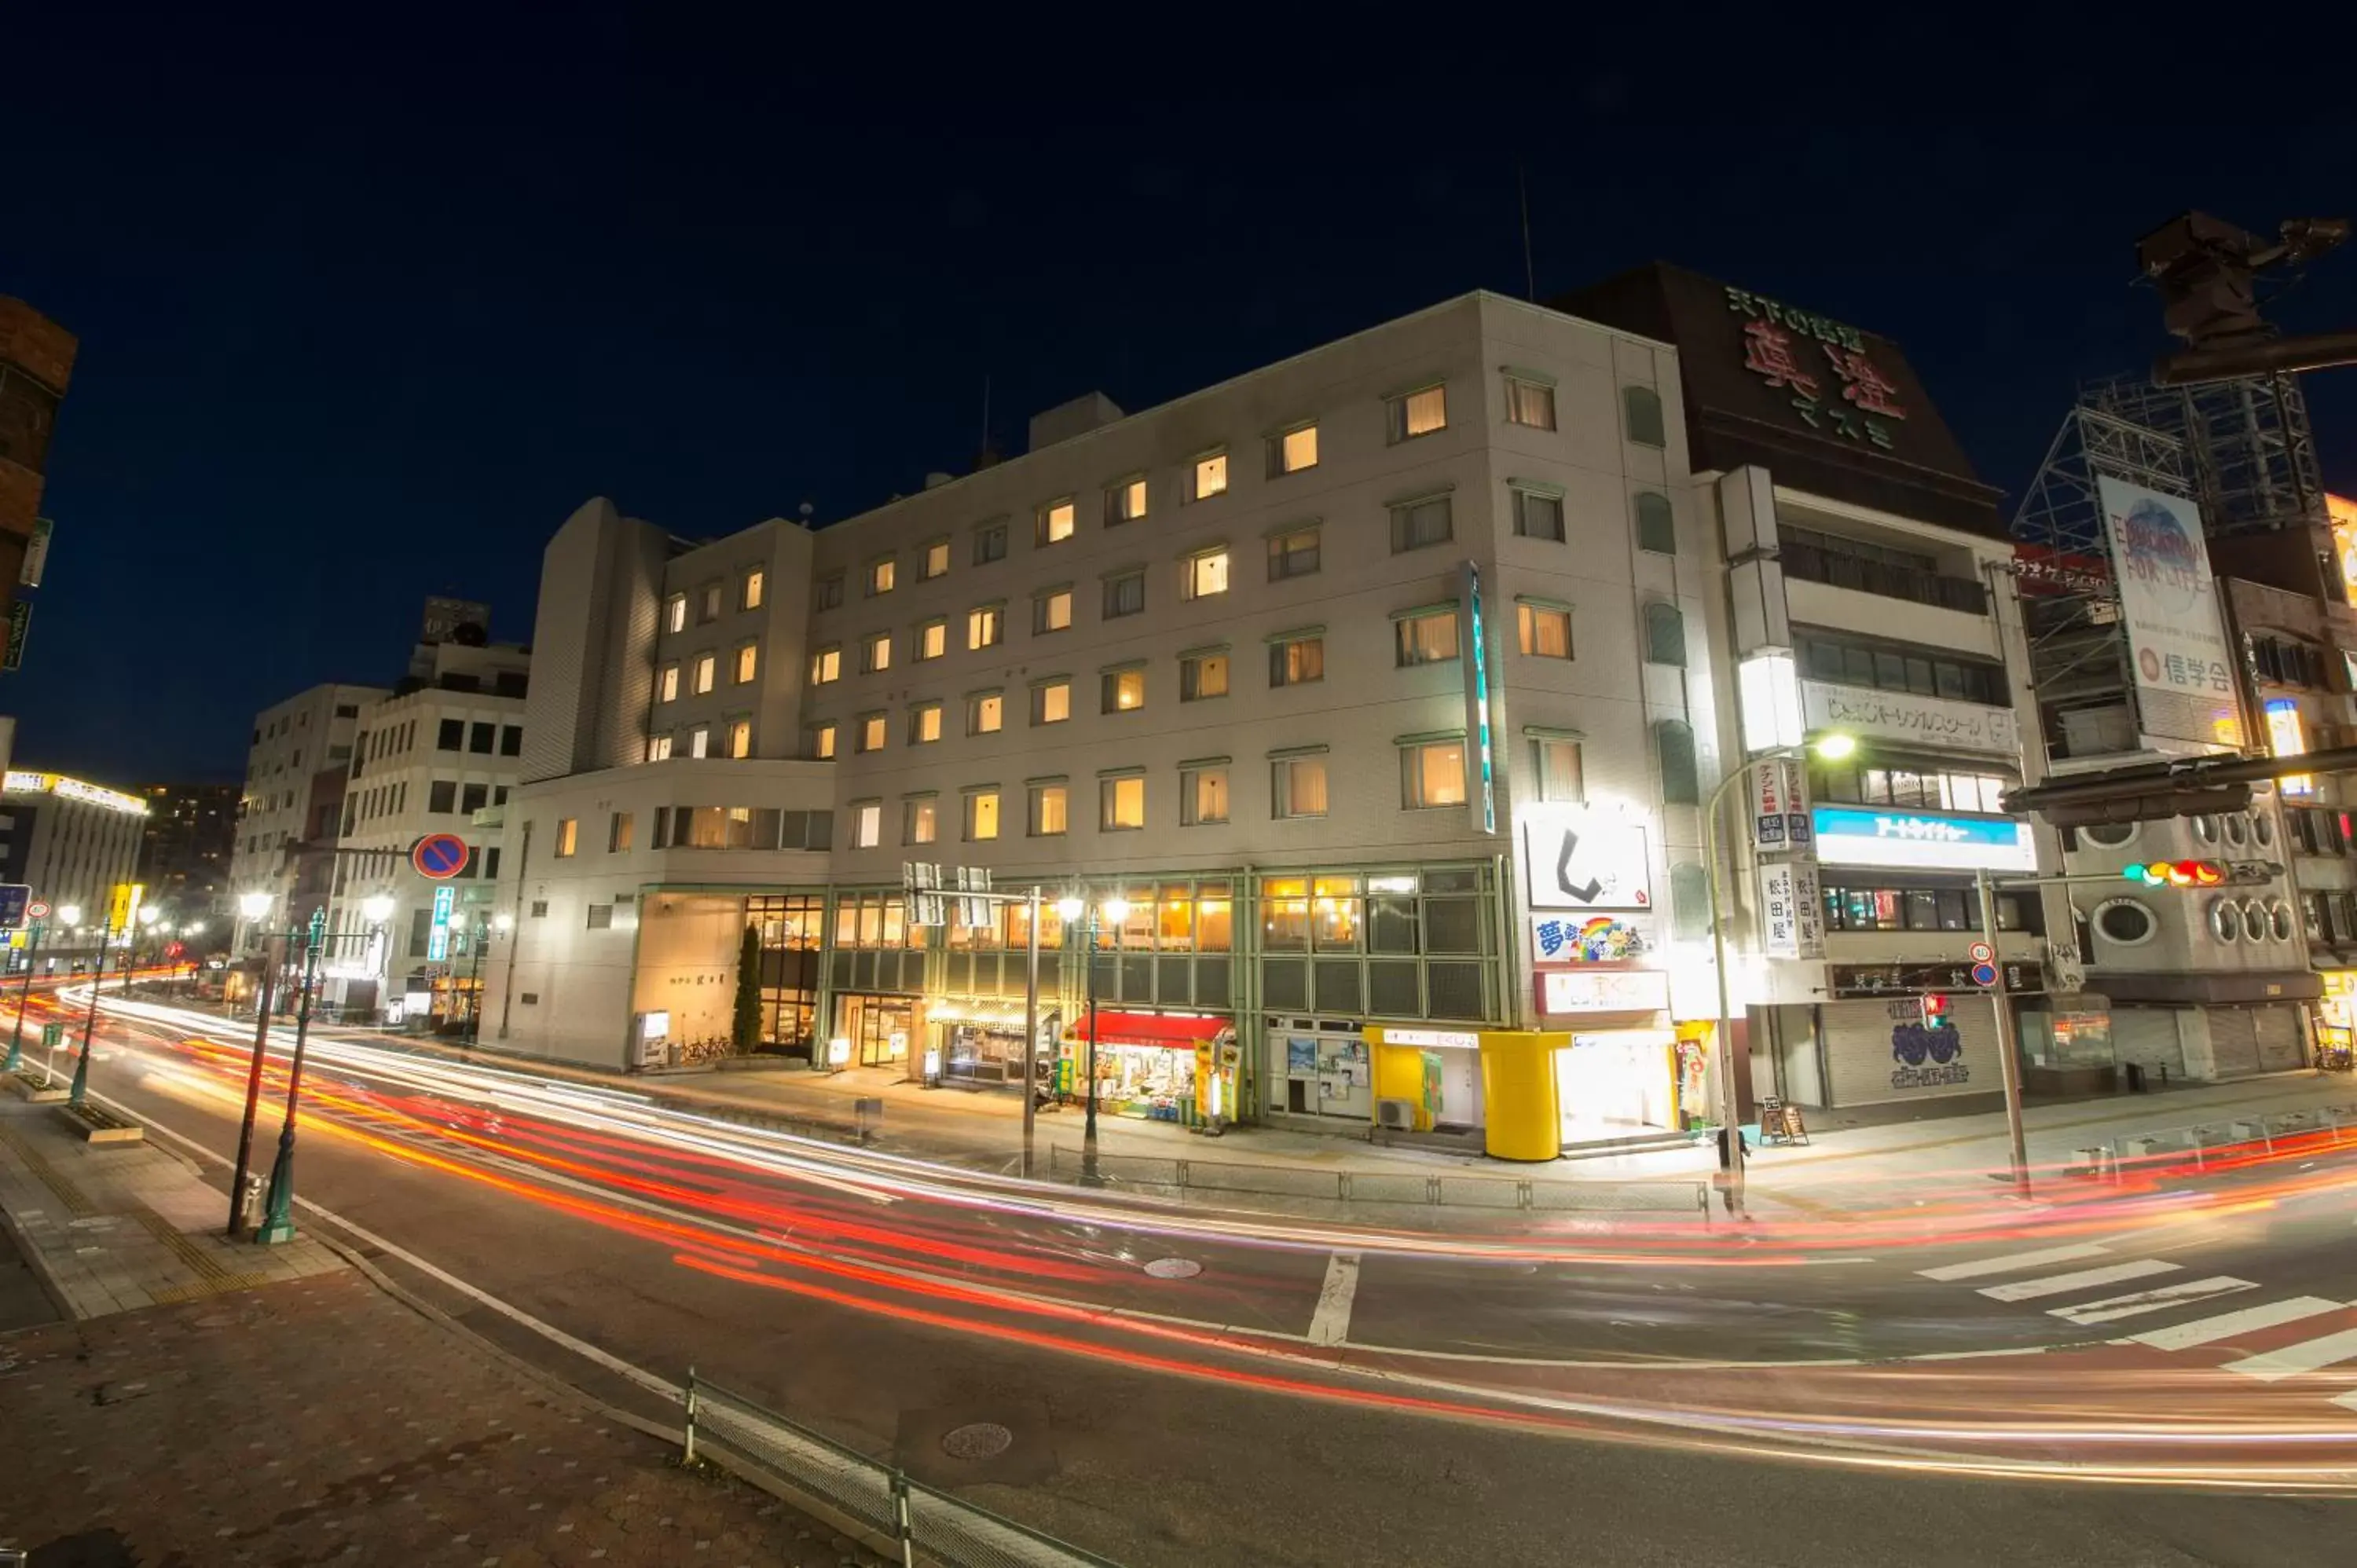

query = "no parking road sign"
[411,833,470,881]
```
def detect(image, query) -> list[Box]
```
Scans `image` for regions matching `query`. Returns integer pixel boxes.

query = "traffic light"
[1919,993,1952,1030]
[2123,859,2226,888]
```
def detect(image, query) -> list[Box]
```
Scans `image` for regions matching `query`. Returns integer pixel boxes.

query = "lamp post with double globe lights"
[1054,892,1131,1179]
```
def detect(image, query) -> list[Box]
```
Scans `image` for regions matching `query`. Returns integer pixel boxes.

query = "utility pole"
[1976,867,2032,1200]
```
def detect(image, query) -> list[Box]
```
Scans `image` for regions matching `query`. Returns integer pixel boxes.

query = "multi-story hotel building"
[486,275,2072,1154]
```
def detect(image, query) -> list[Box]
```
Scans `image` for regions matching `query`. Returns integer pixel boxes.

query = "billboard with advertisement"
[2095,476,2243,749]
[1518,807,1652,912]
[1811,807,2036,872]
[1758,861,1825,960]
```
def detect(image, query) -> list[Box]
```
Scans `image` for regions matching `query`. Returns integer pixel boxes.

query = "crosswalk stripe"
[2333,1390,2357,1413]
[1915,1243,2111,1282]
[2220,1325,2357,1383]
[2128,1296,2345,1351]
[2047,1276,2258,1326]
[1978,1259,2179,1302]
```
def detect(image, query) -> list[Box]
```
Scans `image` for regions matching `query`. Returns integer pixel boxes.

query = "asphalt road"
[45,987,2357,1566]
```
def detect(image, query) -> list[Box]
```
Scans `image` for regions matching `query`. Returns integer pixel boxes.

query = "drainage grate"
[940,1422,1014,1460]
[1142,1258,1202,1280]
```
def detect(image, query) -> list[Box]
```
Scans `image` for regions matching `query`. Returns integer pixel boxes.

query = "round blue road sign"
[412,832,470,881]
[1970,962,2000,988]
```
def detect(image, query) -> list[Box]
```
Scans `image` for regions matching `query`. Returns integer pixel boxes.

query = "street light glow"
[1813,731,1858,761]
[361,894,397,923]
[137,905,161,928]
[493,911,515,932]
[1102,896,1131,924]
[238,891,273,920]
[57,904,82,926]
[1055,896,1084,922]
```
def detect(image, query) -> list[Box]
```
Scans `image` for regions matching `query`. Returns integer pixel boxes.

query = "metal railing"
[1045,1145,1711,1217]
[2066,1101,2357,1180]
[684,1370,1122,1568]
[1781,539,1989,614]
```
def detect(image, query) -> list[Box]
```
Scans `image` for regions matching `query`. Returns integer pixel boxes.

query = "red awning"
[1069,1011,1230,1050]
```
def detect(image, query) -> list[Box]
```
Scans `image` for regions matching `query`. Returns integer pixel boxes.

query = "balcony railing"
[1783,540,1988,614]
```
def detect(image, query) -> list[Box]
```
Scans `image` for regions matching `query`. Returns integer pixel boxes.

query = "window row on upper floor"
[662,566,766,636]
[808,376,1672,611]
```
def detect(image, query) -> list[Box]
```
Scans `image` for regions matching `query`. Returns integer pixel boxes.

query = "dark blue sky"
[9,13,2356,784]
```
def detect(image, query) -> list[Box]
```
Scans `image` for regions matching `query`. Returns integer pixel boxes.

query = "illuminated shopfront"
[1061,1011,1235,1124]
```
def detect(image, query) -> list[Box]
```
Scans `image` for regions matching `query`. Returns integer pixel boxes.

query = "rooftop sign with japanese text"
[1811,806,2036,873]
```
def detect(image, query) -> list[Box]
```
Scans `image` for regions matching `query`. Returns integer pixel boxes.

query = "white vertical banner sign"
[2095,475,2243,749]
[1758,860,1824,961]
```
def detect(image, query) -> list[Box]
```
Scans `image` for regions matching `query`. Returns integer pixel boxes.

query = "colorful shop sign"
[1725,285,1908,451]
[1530,914,1650,964]
[1538,969,1672,1016]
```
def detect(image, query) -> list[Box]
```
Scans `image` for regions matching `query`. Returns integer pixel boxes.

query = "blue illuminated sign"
[1811,806,2036,872]
[1461,562,1497,835]
[427,885,455,962]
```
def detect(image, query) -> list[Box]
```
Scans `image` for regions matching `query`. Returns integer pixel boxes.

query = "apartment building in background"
[136,781,239,930]
[0,768,148,967]
[231,681,384,946]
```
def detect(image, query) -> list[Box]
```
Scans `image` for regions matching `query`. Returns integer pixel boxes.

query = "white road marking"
[1308,1251,1362,1347]
[1915,1243,2111,1282]
[1978,1259,2179,1302]
[2048,1276,2258,1326]
[2333,1390,2357,1413]
[2220,1324,2357,1383]
[2129,1297,2347,1352]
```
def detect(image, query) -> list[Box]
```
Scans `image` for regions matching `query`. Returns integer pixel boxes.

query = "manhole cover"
[1142,1258,1202,1280]
[940,1422,1014,1460]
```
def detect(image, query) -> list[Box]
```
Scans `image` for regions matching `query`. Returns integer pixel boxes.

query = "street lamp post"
[1699,732,1853,1214]
[5,918,46,1074]
[68,913,115,1108]
[228,891,281,1238]
[1054,892,1131,1181]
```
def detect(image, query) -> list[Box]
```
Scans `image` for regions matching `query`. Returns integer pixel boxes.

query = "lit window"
[735,643,759,683]
[904,797,938,845]
[1535,738,1584,803]
[1191,451,1229,500]
[852,801,882,848]
[1518,604,1573,659]
[918,620,947,661]
[1270,634,1324,687]
[1104,570,1145,618]
[910,702,942,744]
[1180,650,1229,701]
[1388,384,1447,441]
[647,734,674,762]
[1401,740,1468,809]
[728,719,752,758]
[857,713,886,753]
[665,594,687,633]
[610,811,634,852]
[1505,376,1556,429]
[809,722,838,760]
[973,522,1008,565]
[968,692,1003,735]
[1270,424,1318,476]
[863,631,893,672]
[810,647,841,684]
[1182,764,1230,826]
[1272,754,1329,819]
[965,790,1001,842]
[1034,588,1073,634]
[1028,782,1068,837]
[690,725,710,759]
[1512,489,1565,541]
[922,539,951,580]
[695,653,718,693]
[743,569,765,610]
[968,605,1003,649]
[868,557,896,595]
[1102,668,1146,713]
[1395,610,1459,666]
[1107,477,1147,525]
[1183,548,1230,600]
[1391,496,1453,553]
[1100,775,1146,831]
[1032,680,1070,725]
[658,664,680,702]
[1267,525,1320,581]
[555,819,579,857]
[1038,499,1076,545]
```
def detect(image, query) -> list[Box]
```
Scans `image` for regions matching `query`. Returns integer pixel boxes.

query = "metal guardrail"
[2068,1101,2357,1181]
[1045,1145,1711,1217]
[684,1370,1122,1568]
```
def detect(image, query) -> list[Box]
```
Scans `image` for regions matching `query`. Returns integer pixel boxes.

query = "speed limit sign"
[1967,941,1994,965]
[27,900,49,921]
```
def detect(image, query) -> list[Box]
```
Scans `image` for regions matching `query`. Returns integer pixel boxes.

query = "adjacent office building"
[232,681,384,947]
[0,768,148,966]
[137,782,239,929]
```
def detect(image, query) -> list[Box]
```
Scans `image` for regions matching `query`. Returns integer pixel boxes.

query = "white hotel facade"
[483,273,2088,1156]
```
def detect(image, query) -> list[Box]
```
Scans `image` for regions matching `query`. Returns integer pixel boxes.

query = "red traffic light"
[1919,993,1952,1029]
[2124,859,2226,888]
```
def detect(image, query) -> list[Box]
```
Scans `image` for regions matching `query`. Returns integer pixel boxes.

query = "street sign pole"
[1021,885,1040,1181]
[4,921,42,1073]
[1977,867,2031,1200]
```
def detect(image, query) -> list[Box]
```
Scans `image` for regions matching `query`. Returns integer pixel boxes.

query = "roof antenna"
[1518,164,1538,300]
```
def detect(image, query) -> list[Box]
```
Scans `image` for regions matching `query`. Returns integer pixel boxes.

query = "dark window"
[460,782,488,814]
[437,718,464,750]
[428,779,457,813]
[1644,603,1686,666]
[1655,720,1698,804]
[485,847,500,881]
[334,703,358,718]
[1634,493,1676,555]
[1796,632,2008,707]
[468,722,495,753]
[407,907,432,958]
[499,725,522,756]
[1622,385,1666,447]
[973,523,1008,565]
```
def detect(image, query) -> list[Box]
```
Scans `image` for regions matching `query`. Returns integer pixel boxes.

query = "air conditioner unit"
[1376,1097,1416,1130]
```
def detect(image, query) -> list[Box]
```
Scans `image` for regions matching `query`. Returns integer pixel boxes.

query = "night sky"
[9,15,2356,786]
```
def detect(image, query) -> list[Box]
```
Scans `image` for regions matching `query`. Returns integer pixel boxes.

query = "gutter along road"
[36,982,2357,1566]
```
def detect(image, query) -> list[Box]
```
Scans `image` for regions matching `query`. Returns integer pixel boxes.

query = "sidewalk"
[0,1097,888,1566]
